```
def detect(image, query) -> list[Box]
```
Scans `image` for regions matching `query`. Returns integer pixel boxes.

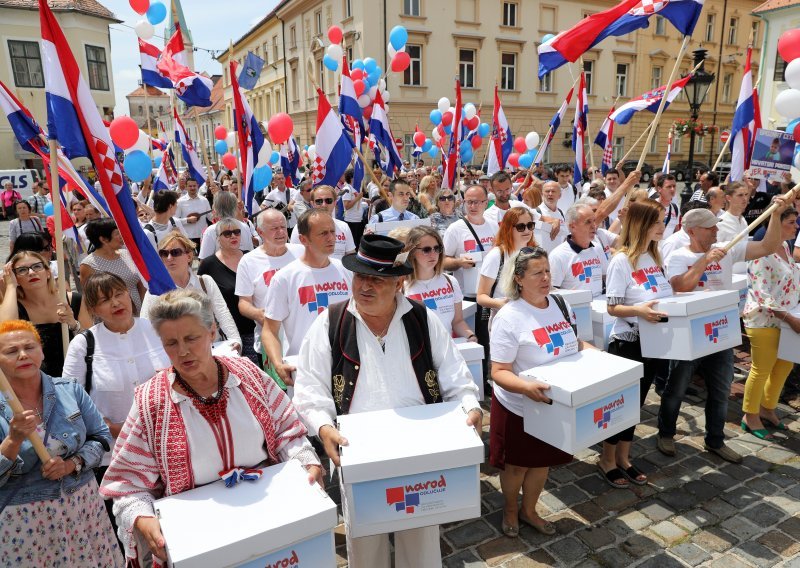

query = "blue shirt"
[369,206,419,224]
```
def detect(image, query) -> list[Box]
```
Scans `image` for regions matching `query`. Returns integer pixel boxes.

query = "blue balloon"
[422,139,433,152]
[478,122,490,138]
[154,156,162,168]
[518,153,533,169]
[146,1,167,25]
[444,125,452,135]
[428,147,439,158]
[214,140,228,155]
[304,144,309,150]
[542,33,556,43]
[253,166,273,191]
[269,150,280,165]
[461,146,473,162]
[788,118,800,136]
[430,110,442,125]
[43,202,54,216]
[367,70,381,85]
[352,59,364,71]
[323,54,338,71]
[364,58,377,73]
[389,26,408,51]
[361,76,372,89]
[124,150,152,183]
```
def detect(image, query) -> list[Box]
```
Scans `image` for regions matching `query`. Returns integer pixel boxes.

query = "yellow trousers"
[743,327,794,414]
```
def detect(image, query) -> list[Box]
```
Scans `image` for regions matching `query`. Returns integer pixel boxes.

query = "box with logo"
[155,460,338,568]
[776,305,800,363]
[337,401,484,538]
[460,251,484,297]
[550,289,593,341]
[732,273,748,314]
[521,349,643,454]
[455,339,485,400]
[462,300,477,330]
[590,297,616,351]
[365,217,431,237]
[638,290,741,360]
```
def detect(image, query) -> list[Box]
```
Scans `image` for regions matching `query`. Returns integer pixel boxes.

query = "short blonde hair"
[157,231,196,258]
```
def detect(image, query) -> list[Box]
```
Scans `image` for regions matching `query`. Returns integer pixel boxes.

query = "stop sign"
[394,137,404,150]
[720,130,730,143]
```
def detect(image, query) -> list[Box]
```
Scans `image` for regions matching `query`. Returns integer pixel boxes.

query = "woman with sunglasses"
[477,208,537,323]
[198,219,257,364]
[0,251,91,377]
[141,232,240,348]
[402,226,476,340]
[429,188,460,236]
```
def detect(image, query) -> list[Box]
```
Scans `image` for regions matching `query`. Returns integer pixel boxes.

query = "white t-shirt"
[263,258,353,356]
[662,201,680,238]
[443,217,498,294]
[340,183,363,223]
[479,247,508,300]
[604,187,625,222]
[717,211,748,242]
[404,273,464,334]
[534,202,568,253]
[557,183,579,213]
[605,252,674,338]
[142,217,188,250]
[550,238,607,297]
[198,220,258,259]
[659,229,691,262]
[593,228,617,262]
[234,244,304,350]
[490,296,578,416]
[263,187,298,228]
[665,240,747,291]
[289,218,355,260]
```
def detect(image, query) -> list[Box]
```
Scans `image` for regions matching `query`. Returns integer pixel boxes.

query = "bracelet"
[467,333,477,340]
[68,321,81,333]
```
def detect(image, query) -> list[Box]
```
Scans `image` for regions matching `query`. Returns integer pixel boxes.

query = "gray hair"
[575,196,599,207]
[148,288,216,333]
[257,207,287,231]
[213,191,238,219]
[566,202,595,225]
[216,217,239,236]
[500,247,549,300]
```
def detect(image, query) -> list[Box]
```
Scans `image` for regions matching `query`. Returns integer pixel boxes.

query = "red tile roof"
[753,0,800,13]
[0,0,119,21]
[126,85,169,98]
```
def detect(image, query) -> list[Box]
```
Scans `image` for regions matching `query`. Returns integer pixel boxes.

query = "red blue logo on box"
[704,315,729,343]
[593,393,625,429]
[385,475,447,514]
[298,285,329,313]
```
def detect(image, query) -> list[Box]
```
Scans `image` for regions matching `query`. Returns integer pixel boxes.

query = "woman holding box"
[490,247,596,538]
[601,201,673,488]
[741,207,800,439]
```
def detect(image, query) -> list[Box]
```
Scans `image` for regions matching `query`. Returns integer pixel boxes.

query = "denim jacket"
[0,373,112,507]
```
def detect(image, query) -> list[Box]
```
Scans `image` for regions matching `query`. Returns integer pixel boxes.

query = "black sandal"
[597,464,629,489]
[618,464,647,485]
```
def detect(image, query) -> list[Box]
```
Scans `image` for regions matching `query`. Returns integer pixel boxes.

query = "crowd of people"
[0,157,798,567]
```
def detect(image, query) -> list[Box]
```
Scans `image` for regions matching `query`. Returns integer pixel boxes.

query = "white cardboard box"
[455,339,485,401]
[551,289,593,341]
[777,305,800,363]
[732,273,748,314]
[338,401,484,538]
[462,300,477,331]
[521,349,643,454]
[590,298,617,351]
[155,460,338,568]
[460,251,484,297]
[638,290,741,360]
[365,217,431,237]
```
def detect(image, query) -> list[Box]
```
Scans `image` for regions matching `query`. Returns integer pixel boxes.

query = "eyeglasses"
[13,262,46,276]
[220,229,241,238]
[465,200,487,207]
[415,245,443,255]
[314,198,335,205]
[158,248,187,259]
[438,195,455,202]
[514,221,535,232]
[301,188,313,193]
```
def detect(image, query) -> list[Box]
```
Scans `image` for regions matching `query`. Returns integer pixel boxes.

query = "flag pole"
[228,41,242,198]
[636,35,691,170]
[142,77,154,163]
[665,126,673,173]
[723,183,800,252]
[619,123,653,163]
[578,58,596,172]
[0,368,51,462]
[48,138,69,356]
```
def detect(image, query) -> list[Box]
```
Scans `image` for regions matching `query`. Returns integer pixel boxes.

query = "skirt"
[489,396,573,470]
[0,478,123,568]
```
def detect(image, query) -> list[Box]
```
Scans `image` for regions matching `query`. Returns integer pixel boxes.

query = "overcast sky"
[103,0,279,114]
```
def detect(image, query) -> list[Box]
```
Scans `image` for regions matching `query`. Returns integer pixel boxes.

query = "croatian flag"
[340,55,365,190]
[572,72,588,186]
[488,85,513,175]
[138,39,173,90]
[157,25,213,107]
[153,163,170,192]
[369,90,403,178]
[609,75,692,125]
[535,86,574,166]
[230,60,267,214]
[173,107,206,186]
[662,128,673,174]
[444,79,463,189]
[39,0,174,294]
[594,108,616,176]
[730,47,755,182]
[311,88,354,187]
[538,0,705,78]
[280,135,300,187]
[158,119,178,185]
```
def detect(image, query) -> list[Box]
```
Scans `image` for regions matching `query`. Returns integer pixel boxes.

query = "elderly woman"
[490,247,596,537]
[0,320,121,567]
[141,232,241,351]
[428,188,460,236]
[100,290,322,563]
[8,200,45,249]
[198,219,257,363]
[80,218,145,316]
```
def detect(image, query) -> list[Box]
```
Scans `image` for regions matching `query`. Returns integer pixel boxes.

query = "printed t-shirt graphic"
[405,274,464,333]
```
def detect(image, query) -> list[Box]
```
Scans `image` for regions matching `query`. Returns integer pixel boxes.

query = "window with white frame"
[290,26,296,48]
[459,49,476,88]
[722,73,733,102]
[539,72,552,93]
[315,11,322,35]
[404,44,422,85]
[705,14,715,42]
[673,135,682,154]
[615,63,628,97]
[273,36,279,61]
[583,60,594,94]
[263,42,270,64]
[728,17,738,45]
[751,21,759,45]
[404,0,420,16]
[649,127,659,153]
[86,45,109,90]
[502,2,518,27]
[501,52,516,90]
[318,58,325,92]
[655,16,666,35]
[696,137,705,154]
[775,50,786,81]
[651,65,662,90]
[613,137,625,162]
[8,40,44,88]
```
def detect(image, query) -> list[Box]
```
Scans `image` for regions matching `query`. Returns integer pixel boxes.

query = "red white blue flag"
[488,85,512,175]
[230,60,267,214]
[368,90,402,178]
[173,107,206,187]
[340,55,364,190]
[536,86,574,166]
[730,47,755,182]
[138,39,173,90]
[609,75,692,125]
[280,135,300,187]
[594,107,616,176]
[312,88,355,187]
[444,79,462,189]
[662,128,673,175]
[157,25,213,108]
[572,72,588,186]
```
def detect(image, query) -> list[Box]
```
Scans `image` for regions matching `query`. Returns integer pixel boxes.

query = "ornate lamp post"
[680,48,715,203]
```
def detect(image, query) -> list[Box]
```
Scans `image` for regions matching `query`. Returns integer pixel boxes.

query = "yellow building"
[0,0,119,171]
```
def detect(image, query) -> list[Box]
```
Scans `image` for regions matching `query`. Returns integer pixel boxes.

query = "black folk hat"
[342,234,414,277]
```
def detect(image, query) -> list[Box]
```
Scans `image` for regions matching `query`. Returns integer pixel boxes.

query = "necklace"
[18,396,43,420]
[370,318,392,351]
[173,358,228,423]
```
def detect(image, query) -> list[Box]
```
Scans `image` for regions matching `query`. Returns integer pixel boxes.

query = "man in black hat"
[292,234,482,568]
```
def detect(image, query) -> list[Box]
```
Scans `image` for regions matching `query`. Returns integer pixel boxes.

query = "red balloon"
[794,125,800,144]
[267,112,294,145]
[222,152,237,171]
[466,116,480,131]
[351,68,364,81]
[508,153,520,168]
[778,29,800,63]
[441,111,453,127]
[328,25,343,45]
[353,79,366,97]
[391,52,411,73]
[109,116,139,150]
[413,132,426,147]
[471,135,482,149]
[214,125,227,141]
[362,106,373,119]
[130,0,149,15]
[513,136,527,154]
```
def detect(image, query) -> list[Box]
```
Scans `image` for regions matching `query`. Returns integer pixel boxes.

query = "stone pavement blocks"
[701,470,739,490]
[635,552,686,568]
[444,519,497,549]
[574,474,612,498]
[720,487,760,509]
[691,527,738,553]
[646,520,688,546]
[548,466,577,485]
[657,488,700,512]
[755,446,796,464]
[778,515,800,540]
[720,515,763,541]
[682,479,719,500]
[591,547,634,568]
[765,494,800,516]
[740,454,774,474]
[545,536,589,565]
[637,499,676,522]
[570,501,608,524]
[443,550,484,568]
[594,488,640,512]
[757,529,800,558]
[668,542,712,566]
[475,536,527,567]
[539,484,589,513]
[745,502,787,527]
[619,534,662,559]
[672,508,718,533]
[546,511,585,534]
[700,497,739,520]
[574,525,615,549]
[732,540,782,568]
[745,476,780,496]
[501,549,558,568]
[707,554,756,568]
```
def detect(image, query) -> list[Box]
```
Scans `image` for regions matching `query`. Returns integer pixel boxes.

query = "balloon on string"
[154,156,162,168]
[443,124,452,135]
[41,202,54,216]
[431,127,442,142]
[471,135,482,149]
[778,29,800,63]
[353,79,366,97]
[132,130,151,153]
[226,131,237,148]
[430,109,442,125]
[267,150,279,165]
[327,44,343,62]
[775,88,800,119]
[513,136,527,154]
[109,116,139,150]
[525,131,540,150]
[267,112,294,144]
[328,25,343,44]
[461,146,473,162]
[366,86,377,99]
[362,105,373,119]
[350,68,364,81]
[357,94,371,108]
[307,145,317,161]
[367,69,381,84]
[508,153,520,168]
[441,111,453,127]
[323,54,338,71]
[387,43,397,58]
[413,132,426,147]
[222,153,237,171]
[389,25,408,50]
[124,150,152,182]
[130,0,149,14]
[518,153,533,169]
[464,103,477,120]
[214,125,227,140]
[352,59,364,71]
[422,139,432,152]
[383,90,391,103]
[146,1,166,25]
[437,97,450,113]
[253,166,273,190]
[364,58,377,73]
[542,33,556,43]
[466,116,479,131]
[478,122,490,137]
[214,140,228,154]
[391,52,411,72]
[135,19,154,40]
[785,59,800,90]
[428,146,439,158]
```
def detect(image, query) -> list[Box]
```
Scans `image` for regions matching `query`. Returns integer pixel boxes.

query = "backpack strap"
[462,218,486,252]
[550,293,577,338]
[80,329,95,394]
[377,212,384,223]
[489,251,506,298]
[169,217,177,228]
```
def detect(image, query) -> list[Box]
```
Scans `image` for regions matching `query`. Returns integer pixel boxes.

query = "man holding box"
[293,235,482,568]
[658,202,788,463]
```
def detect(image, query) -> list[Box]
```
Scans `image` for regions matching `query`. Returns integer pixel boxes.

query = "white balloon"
[257,144,271,164]
[383,90,391,103]
[378,78,387,92]
[307,144,317,161]
[786,59,800,90]
[437,97,450,113]
[387,43,397,58]
[135,20,154,40]
[525,131,540,150]
[327,44,343,62]
[226,132,237,148]
[357,94,371,108]
[368,86,378,99]
[775,88,800,119]
[130,130,150,153]
[432,128,442,142]
[464,103,477,120]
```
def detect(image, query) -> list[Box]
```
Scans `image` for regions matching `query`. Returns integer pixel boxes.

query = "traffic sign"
[394,137,404,150]
[720,130,730,143]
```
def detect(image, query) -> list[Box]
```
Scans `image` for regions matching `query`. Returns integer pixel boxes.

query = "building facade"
[126,85,170,131]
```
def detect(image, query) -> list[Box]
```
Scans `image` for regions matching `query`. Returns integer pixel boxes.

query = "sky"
[103,0,280,115]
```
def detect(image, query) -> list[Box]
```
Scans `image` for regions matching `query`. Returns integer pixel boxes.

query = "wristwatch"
[69,455,83,477]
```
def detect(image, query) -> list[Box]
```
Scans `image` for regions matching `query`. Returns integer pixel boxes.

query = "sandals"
[597,464,629,489]
[741,421,774,440]
[760,417,788,431]
[519,512,556,536]
[618,463,648,485]
[501,520,519,538]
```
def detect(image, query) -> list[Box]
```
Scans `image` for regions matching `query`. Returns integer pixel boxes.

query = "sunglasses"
[158,247,188,259]
[438,195,455,202]
[13,262,46,276]
[220,229,241,238]
[514,222,535,232]
[416,245,443,255]
[314,198,335,205]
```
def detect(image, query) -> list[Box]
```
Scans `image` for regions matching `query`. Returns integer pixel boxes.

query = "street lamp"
[680,48,715,203]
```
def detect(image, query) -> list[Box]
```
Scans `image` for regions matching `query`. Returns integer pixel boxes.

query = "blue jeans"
[658,348,734,449]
